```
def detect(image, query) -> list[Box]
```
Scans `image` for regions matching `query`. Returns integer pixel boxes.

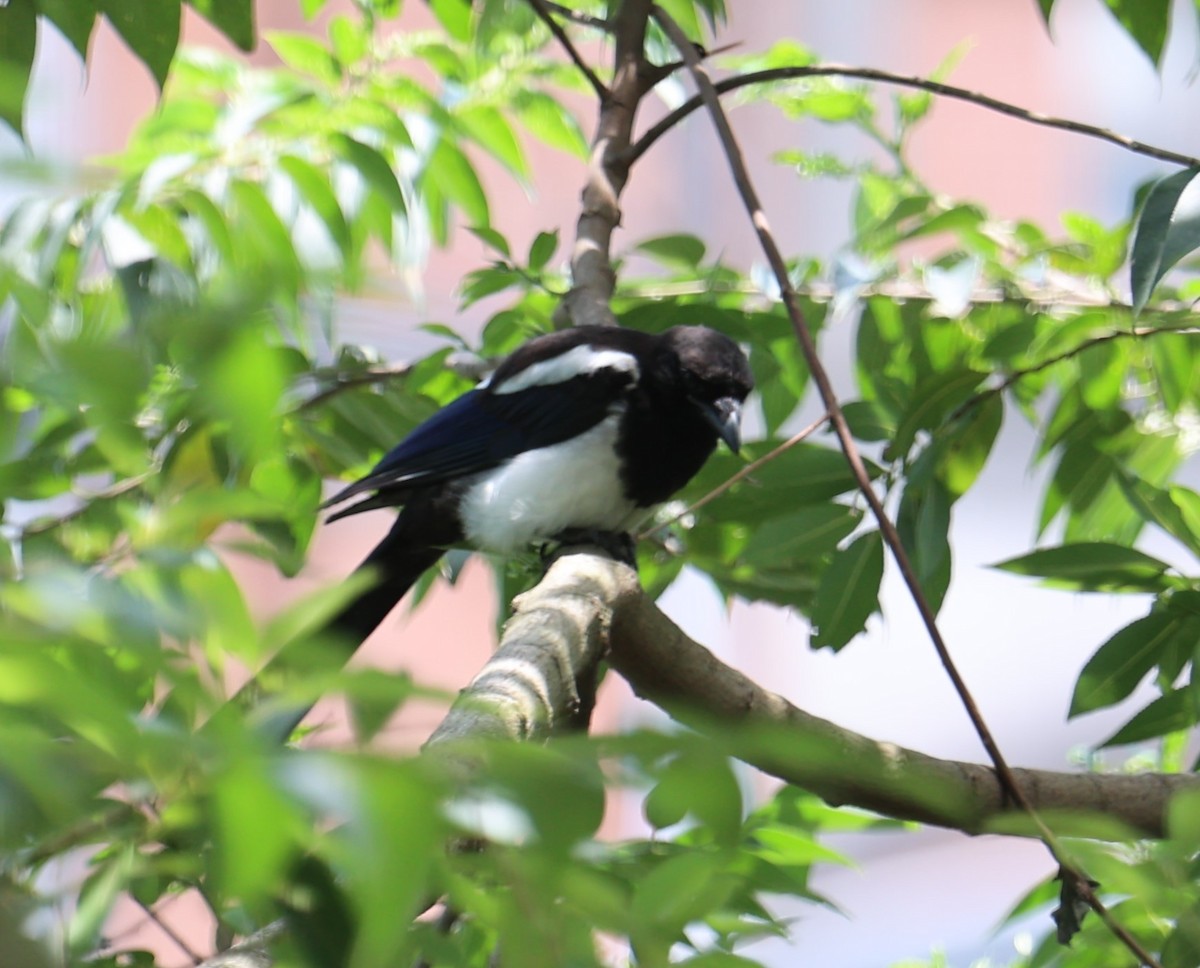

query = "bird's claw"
[546,528,637,566]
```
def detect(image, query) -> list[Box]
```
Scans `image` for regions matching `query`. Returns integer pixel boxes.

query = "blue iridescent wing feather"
[323,377,624,514]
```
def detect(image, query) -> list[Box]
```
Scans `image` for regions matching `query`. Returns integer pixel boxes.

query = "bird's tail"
[326,514,445,651]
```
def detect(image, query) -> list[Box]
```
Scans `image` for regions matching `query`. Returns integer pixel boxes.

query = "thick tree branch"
[628,64,1200,170]
[557,0,655,327]
[423,546,616,750]
[433,552,1200,839]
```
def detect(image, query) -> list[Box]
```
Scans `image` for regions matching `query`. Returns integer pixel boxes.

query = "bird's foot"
[546,528,637,566]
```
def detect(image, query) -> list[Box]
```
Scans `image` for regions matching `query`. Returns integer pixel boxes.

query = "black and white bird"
[322,324,753,645]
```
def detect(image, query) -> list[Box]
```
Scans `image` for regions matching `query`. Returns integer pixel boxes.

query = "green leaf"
[527,229,558,272]
[1162,903,1200,968]
[427,0,472,40]
[515,90,588,156]
[810,531,884,651]
[1069,611,1179,717]
[466,224,511,257]
[935,394,1002,499]
[993,542,1173,592]
[633,234,707,269]
[897,476,952,615]
[266,30,340,83]
[428,136,489,227]
[841,399,896,443]
[1102,0,1171,67]
[633,852,735,930]
[887,367,984,460]
[1101,687,1198,746]
[1117,475,1200,558]
[741,504,860,569]
[644,753,742,844]
[691,442,879,525]
[278,154,351,255]
[214,757,299,900]
[99,0,181,89]
[186,0,254,51]
[459,264,523,306]
[37,0,98,60]
[750,336,808,436]
[1130,166,1200,314]
[0,0,36,134]
[457,105,531,180]
[1149,331,1198,413]
[328,12,367,66]
[68,846,135,954]
[331,133,407,214]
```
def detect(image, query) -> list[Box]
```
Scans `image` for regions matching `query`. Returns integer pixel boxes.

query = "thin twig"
[651,8,1163,967]
[627,64,1200,170]
[525,0,611,102]
[951,323,1200,422]
[637,413,828,540]
[19,473,153,537]
[133,897,204,966]
[294,363,414,412]
[544,1,611,31]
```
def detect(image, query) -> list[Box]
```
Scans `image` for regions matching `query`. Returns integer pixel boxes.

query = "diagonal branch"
[628,64,1200,170]
[647,5,1023,809]
[525,0,611,102]
[649,9,1164,967]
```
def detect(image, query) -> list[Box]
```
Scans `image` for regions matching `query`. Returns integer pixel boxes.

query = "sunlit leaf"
[527,229,558,272]
[457,104,531,180]
[428,136,489,227]
[515,90,588,156]
[266,30,341,83]
[213,756,301,901]
[994,542,1174,592]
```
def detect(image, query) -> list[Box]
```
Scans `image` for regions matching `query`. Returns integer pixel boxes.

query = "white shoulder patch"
[491,345,639,395]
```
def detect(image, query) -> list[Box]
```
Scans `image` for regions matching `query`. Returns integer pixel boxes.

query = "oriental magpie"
[322,325,753,645]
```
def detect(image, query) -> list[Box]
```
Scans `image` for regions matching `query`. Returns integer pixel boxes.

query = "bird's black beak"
[695,395,743,454]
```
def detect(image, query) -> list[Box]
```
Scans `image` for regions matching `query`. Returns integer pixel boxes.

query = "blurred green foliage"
[1,1,1199,966]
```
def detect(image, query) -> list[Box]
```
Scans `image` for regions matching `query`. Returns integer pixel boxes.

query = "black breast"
[614,391,718,508]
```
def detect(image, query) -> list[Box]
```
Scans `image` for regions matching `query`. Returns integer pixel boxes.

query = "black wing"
[322,372,629,520]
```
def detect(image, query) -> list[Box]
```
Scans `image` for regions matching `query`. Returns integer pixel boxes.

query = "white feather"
[459,413,645,553]
[489,346,639,395]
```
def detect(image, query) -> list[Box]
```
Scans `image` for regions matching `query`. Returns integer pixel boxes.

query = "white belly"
[458,414,645,553]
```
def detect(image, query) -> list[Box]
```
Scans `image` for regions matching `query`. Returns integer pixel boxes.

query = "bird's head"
[655,326,754,453]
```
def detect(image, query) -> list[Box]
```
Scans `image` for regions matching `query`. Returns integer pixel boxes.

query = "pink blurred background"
[9,0,1200,963]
